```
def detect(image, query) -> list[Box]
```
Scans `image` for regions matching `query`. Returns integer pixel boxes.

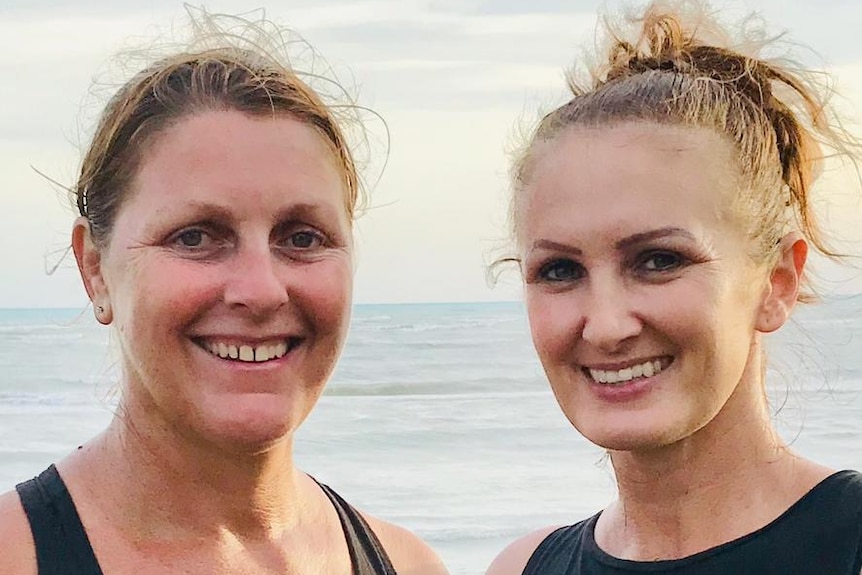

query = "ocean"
[1,300,861,574]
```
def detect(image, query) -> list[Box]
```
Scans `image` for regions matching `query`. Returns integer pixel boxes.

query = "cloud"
[2,1,861,306]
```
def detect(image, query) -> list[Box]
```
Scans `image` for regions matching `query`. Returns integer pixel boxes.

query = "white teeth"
[254,346,270,362]
[643,361,655,377]
[200,340,293,363]
[588,359,667,385]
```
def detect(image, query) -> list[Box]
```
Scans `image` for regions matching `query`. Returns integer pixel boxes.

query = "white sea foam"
[1,300,860,574]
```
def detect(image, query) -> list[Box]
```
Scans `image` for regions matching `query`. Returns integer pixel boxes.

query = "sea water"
[1,300,860,574]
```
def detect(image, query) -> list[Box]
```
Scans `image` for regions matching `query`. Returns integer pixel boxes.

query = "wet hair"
[509,0,859,300]
[75,9,364,249]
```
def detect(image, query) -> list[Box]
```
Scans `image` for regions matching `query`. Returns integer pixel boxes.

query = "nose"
[580,275,641,352]
[223,242,289,316]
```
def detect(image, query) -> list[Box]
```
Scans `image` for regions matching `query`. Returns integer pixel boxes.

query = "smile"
[195,338,301,363]
[586,358,671,385]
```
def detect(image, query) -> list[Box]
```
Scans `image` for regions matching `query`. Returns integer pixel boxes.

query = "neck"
[597,339,822,560]
[74,401,307,542]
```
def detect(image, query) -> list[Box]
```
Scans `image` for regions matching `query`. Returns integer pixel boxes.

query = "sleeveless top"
[15,464,398,575]
[523,470,862,575]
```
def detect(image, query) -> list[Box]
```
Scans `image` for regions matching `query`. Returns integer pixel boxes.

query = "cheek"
[300,260,353,333]
[117,259,222,317]
[107,258,225,361]
[525,291,572,364]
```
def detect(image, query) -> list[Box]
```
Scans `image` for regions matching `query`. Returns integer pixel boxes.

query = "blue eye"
[641,251,684,272]
[289,231,321,249]
[168,226,228,256]
[177,229,205,248]
[539,259,583,282]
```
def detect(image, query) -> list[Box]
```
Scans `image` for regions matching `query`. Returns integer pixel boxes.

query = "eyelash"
[636,250,689,274]
[536,259,584,282]
[170,227,223,253]
[533,250,691,284]
[278,229,327,251]
[167,225,329,255]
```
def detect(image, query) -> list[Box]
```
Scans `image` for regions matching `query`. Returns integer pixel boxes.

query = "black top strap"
[15,464,103,575]
[16,465,397,575]
[317,481,399,575]
[522,470,862,575]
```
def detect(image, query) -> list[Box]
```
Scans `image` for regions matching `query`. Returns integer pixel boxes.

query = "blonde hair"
[510,0,859,300]
[76,9,364,248]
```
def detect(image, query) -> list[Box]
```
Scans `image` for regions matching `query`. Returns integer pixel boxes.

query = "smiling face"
[77,110,353,450]
[518,122,775,451]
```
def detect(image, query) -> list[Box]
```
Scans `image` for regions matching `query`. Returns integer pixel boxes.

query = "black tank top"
[15,465,398,575]
[523,470,862,575]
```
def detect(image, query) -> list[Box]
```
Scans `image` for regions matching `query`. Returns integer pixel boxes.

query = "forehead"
[517,122,742,242]
[127,110,348,217]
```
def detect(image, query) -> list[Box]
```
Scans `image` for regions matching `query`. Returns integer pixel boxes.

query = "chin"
[211,419,295,453]
[202,403,306,452]
[574,418,687,454]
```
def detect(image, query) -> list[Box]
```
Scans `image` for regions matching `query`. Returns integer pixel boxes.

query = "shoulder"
[807,469,862,508]
[0,488,37,575]
[485,525,566,575]
[362,513,449,575]
[832,470,862,492]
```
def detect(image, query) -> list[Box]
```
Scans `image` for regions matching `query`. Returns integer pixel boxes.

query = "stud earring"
[94,303,112,325]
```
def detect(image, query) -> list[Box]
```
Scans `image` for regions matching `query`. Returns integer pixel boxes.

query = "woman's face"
[83,110,353,450]
[518,122,776,452]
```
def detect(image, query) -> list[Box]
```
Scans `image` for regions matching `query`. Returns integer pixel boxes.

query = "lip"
[190,333,301,346]
[582,356,673,403]
[581,355,671,371]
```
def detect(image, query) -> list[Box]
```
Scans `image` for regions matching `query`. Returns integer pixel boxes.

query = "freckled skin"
[98,110,354,451]
[47,109,449,575]
[519,122,767,452]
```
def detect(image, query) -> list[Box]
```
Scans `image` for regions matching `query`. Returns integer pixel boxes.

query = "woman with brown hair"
[0,11,446,575]
[487,1,862,573]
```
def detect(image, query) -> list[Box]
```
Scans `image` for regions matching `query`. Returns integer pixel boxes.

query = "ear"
[72,217,113,324]
[755,232,807,333]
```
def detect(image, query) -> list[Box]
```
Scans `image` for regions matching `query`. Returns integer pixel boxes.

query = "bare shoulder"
[0,488,37,575]
[485,525,563,575]
[362,512,449,575]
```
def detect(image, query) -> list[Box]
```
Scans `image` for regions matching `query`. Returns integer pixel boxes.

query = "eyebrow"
[615,227,697,250]
[172,201,234,222]
[529,227,697,255]
[173,200,336,222]
[274,202,334,221]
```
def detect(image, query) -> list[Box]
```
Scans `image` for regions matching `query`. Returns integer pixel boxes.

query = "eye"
[170,227,222,252]
[639,251,686,272]
[289,231,321,249]
[278,228,326,252]
[538,259,584,282]
[176,229,205,248]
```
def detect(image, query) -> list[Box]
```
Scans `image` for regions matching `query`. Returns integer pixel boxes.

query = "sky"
[2,0,862,307]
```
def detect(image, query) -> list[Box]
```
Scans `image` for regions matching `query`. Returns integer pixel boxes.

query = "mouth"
[193,337,303,363]
[584,357,672,385]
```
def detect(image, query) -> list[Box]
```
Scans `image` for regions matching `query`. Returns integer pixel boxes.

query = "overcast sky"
[2,0,862,307]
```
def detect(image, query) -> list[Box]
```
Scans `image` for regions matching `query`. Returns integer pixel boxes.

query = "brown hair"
[76,10,363,248]
[510,0,859,299]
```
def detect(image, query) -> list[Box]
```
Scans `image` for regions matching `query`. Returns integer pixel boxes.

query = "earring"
[95,303,112,325]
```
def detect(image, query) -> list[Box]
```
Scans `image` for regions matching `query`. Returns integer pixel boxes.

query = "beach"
[1,300,861,574]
